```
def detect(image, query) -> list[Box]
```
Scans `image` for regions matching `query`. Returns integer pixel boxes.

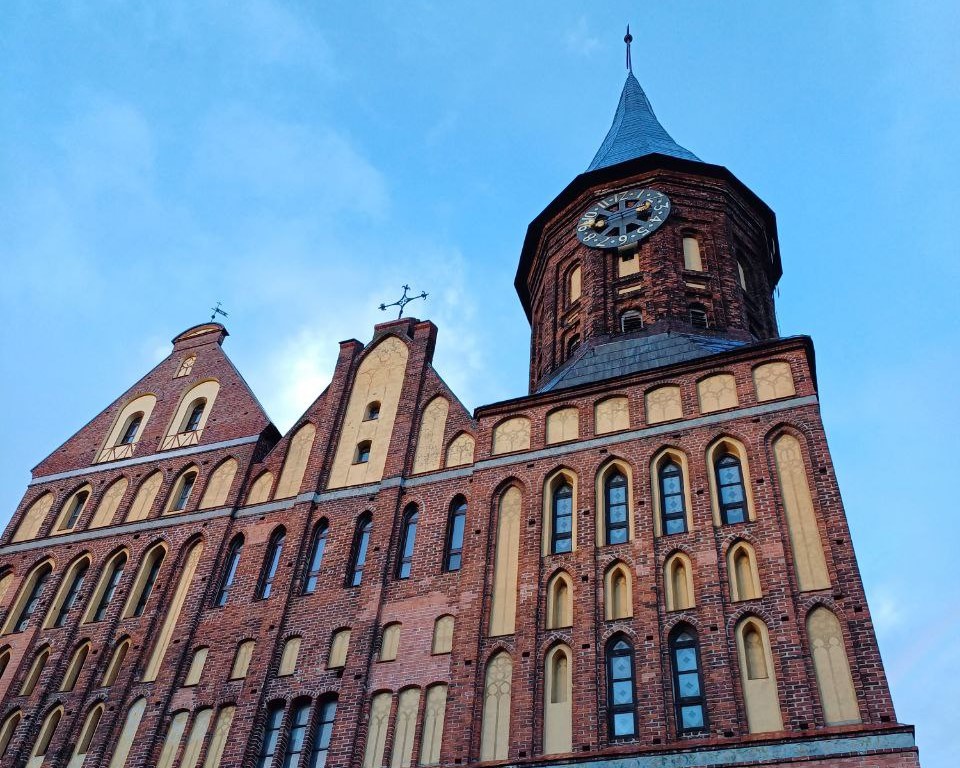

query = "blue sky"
[1,2,958,764]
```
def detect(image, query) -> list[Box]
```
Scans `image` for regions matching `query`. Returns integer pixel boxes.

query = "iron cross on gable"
[379,285,428,319]
[210,301,229,322]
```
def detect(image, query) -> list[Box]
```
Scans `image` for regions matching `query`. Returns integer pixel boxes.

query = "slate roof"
[539,332,748,393]
[587,72,700,171]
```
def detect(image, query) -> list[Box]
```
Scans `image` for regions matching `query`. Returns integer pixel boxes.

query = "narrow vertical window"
[53,561,89,627]
[20,646,49,695]
[183,647,208,687]
[60,490,90,531]
[282,699,311,768]
[230,640,255,679]
[107,697,146,768]
[604,470,629,545]
[101,638,130,686]
[91,552,127,622]
[670,628,707,734]
[257,528,286,599]
[257,703,285,768]
[0,710,22,758]
[716,454,747,524]
[127,547,165,618]
[303,521,328,594]
[29,706,63,761]
[551,480,573,554]
[184,400,205,432]
[217,536,243,606]
[682,236,703,271]
[11,565,52,632]
[354,441,371,464]
[396,505,418,579]
[364,402,381,420]
[170,471,198,512]
[71,704,103,763]
[119,414,143,445]
[348,514,372,587]
[659,460,687,535]
[444,498,466,572]
[689,304,708,329]
[606,636,637,739]
[620,310,643,333]
[59,641,90,691]
[309,697,337,768]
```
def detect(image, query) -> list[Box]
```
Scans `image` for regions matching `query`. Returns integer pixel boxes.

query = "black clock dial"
[576,188,671,249]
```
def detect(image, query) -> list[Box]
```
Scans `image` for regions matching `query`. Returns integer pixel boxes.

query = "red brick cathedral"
[0,63,920,768]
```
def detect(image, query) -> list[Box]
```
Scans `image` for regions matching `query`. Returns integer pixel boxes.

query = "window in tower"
[19,646,49,695]
[566,333,581,358]
[0,710,22,759]
[5,561,52,634]
[278,636,301,676]
[256,527,286,599]
[604,469,629,545]
[567,265,582,304]
[620,310,644,333]
[184,400,206,432]
[119,413,143,446]
[737,261,748,290]
[71,704,103,764]
[618,250,640,277]
[354,440,372,464]
[396,504,418,579]
[56,487,91,532]
[603,562,633,620]
[282,698,311,766]
[364,401,381,420]
[670,626,707,734]
[347,513,372,586]
[216,536,243,607]
[48,557,89,628]
[550,477,574,554]
[689,303,709,329]
[230,640,255,679]
[28,705,63,762]
[167,468,198,513]
[545,571,573,629]
[183,646,208,686]
[682,236,703,271]
[124,543,165,618]
[257,702,285,768]
[378,622,401,662]
[716,454,747,525]
[303,520,328,594]
[658,459,688,535]
[664,552,695,611]
[606,635,637,739]
[101,637,130,686]
[444,497,467,572]
[310,697,338,767]
[543,645,573,754]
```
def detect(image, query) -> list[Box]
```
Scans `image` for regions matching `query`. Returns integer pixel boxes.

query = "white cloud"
[564,17,600,57]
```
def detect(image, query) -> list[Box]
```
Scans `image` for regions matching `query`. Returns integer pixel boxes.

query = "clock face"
[576,188,671,249]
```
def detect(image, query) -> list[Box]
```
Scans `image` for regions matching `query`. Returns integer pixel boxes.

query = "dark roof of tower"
[587,73,700,171]
[538,332,747,393]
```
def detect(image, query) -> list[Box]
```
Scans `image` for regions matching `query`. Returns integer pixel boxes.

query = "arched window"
[362,692,393,768]
[0,710,21,758]
[167,469,198,513]
[6,561,53,634]
[606,636,637,739]
[86,551,127,623]
[328,629,351,669]
[205,706,237,768]
[551,478,574,554]
[682,236,703,271]
[379,622,402,662]
[658,459,687,535]
[20,645,49,695]
[184,646,209,686]
[396,505,418,579]
[57,487,91,532]
[736,617,783,732]
[689,304,708,329]
[737,261,748,290]
[348,514,372,587]
[0,647,9,680]
[119,413,143,445]
[432,615,455,654]
[420,684,447,766]
[444,497,467,571]
[303,521,328,594]
[184,399,206,432]
[278,637,302,677]
[604,563,633,620]
[545,572,573,629]
[279,698,310,767]
[354,440,372,464]
[59,640,90,691]
[604,470,629,545]
[181,708,213,768]
[11,493,53,542]
[489,485,522,636]
[257,527,286,599]
[216,536,243,606]
[365,401,381,420]
[101,637,130,686]
[480,652,513,761]
[543,645,572,754]
[310,696,337,767]
[230,640,255,679]
[620,310,643,333]
[176,355,196,377]
[728,542,762,601]
[664,553,695,611]
[158,710,189,768]
[124,544,165,618]
[71,704,103,763]
[29,705,63,761]
[716,453,747,524]
[670,627,707,734]
[567,264,582,304]
[807,607,861,725]
[107,697,146,768]
[49,558,90,628]
[257,702,285,768]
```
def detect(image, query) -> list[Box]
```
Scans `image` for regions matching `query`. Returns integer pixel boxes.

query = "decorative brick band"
[27,434,263,486]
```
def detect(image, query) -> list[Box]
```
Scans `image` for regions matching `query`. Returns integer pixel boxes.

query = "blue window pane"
[662,476,681,494]
[612,680,633,704]
[675,648,697,672]
[608,528,628,545]
[447,553,461,570]
[608,506,627,523]
[665,518,686,535]
[609,486,626,503]
[725,507,745,524]
[555,516,572,533]
[718,465,741,484]
[665,496,684,513]
[681,705,704,729]
[720,485,744,503]
[678,671,700,698]
[613,712,635,736]
[554,539,572,554]
[611,657,631,679]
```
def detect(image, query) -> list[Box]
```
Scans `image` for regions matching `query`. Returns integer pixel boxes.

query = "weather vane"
[210,301,229,323]
[625,24,633,73]
[379,285,428,319]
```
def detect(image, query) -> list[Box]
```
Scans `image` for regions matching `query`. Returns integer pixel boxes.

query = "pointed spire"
[587,33,700,172]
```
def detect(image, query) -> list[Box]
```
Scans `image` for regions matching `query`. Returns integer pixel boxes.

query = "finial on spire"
[210,301,228,323]
[624,25,633,73]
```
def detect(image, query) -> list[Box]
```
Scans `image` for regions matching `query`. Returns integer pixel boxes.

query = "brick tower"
[0,51,919,768]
